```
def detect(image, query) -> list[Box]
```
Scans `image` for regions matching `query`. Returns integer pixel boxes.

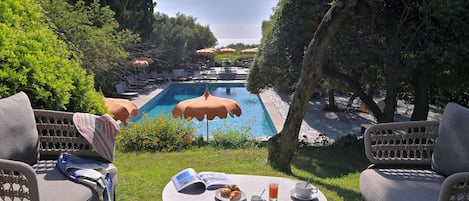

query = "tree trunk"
[379,34,401,123]
[267,0,357,173]
[347,93,358,108]
[410,67,429,120]
[328,89,335,107]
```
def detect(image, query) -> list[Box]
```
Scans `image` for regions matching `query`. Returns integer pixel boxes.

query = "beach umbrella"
[195,48,216,56]
[219,48,236,54]
[125,57,154,74]
[125,57,154,67]
[240,48,258,55]
[172,87,242,140]
[104,98,138,122]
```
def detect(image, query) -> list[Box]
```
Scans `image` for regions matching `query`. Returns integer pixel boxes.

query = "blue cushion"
[0,92,39,165]
[431,102,469,176]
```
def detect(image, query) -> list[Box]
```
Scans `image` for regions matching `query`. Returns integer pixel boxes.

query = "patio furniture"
[150,71,166,84]
[115,81,139,99]
[0,92,118,201]
[137,73,156,85]
[126,75,148,88]
[360,102,469,201]
[162,174,327,201]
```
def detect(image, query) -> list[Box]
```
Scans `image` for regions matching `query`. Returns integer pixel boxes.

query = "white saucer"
[290,189,318,200]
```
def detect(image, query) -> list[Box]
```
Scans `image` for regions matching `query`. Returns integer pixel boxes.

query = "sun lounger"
[115,82,139,98]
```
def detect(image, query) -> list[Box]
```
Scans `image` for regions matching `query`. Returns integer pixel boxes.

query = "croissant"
[229,190,242,201]
[220,187,232,197]
[230,185,240,192]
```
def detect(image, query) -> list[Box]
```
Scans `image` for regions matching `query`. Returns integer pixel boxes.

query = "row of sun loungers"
[114,70,224,99]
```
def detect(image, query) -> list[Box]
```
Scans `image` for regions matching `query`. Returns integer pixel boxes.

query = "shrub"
[210,120,261,149]
[0,0,107,114]
[117,113,196,152]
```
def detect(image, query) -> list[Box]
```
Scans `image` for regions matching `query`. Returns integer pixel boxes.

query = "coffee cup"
[294,182,317,198]
[251,195,263,201]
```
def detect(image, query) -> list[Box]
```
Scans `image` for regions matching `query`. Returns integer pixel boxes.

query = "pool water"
[132,83,277,137]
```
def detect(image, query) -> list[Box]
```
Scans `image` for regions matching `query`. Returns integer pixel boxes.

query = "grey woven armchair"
[0,92,117,201]
[360,102,469,201]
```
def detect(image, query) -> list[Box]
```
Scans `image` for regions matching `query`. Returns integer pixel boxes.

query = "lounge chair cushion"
[0,92,39,165]
[431,102,469,176]
[360,168,444,201]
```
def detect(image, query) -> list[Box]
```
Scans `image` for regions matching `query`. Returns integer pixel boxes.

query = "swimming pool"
[132,83,277,137]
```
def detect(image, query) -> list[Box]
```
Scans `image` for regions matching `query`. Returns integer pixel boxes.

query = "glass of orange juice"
[268,181,278,201]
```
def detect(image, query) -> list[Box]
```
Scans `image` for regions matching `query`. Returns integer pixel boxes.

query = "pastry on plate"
[220,187,232,197]
[229,190,242,201]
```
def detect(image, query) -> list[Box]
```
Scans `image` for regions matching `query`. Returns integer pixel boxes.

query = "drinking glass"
[268,181,278,201]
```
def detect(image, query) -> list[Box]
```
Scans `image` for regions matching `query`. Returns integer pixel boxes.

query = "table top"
[162,174,327,201]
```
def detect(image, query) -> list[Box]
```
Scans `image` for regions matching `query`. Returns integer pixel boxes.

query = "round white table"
[162,174,327,201]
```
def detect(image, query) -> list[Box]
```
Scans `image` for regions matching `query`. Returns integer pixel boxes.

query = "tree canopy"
[248,0,469,122]
[74,0,155,40]
[40,0,139,95]
[141,12,217,70]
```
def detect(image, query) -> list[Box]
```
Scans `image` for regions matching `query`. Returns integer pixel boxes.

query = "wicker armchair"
[0,92,116,201]
[360,103,469,201]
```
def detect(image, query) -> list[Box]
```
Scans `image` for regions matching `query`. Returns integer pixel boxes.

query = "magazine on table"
[171,168,233,192]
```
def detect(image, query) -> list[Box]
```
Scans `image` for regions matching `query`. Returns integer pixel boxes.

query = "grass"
[114,137,370,201]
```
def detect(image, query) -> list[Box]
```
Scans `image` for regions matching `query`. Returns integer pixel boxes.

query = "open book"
[171,168,233,192]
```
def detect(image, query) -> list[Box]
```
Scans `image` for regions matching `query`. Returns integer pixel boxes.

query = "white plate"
[290,189,318,200]
[215,189,247,201]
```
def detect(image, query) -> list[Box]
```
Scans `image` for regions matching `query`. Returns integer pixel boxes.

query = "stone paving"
[260,89,376,145]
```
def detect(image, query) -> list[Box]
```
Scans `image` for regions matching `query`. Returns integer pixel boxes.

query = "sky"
[155,0,278,47]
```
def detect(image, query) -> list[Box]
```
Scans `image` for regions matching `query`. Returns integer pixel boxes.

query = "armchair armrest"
[0,159,40,201]
[439,172,469,201]
[364,120,439,166]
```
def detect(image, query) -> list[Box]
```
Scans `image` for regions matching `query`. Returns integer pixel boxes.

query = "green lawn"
[114,139,369,201]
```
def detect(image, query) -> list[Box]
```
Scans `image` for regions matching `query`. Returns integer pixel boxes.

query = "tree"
[409,0,469,116]
[143,13,217,70]
[323,0,469,122]
[247,0,323,92]
[77,0,156,40]
[40,0,139,95]
[267,0,357,173]
[0,0,107,114]
[251,0,468,124]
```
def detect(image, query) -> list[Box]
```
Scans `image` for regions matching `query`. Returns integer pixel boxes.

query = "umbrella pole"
[206,118,209,142]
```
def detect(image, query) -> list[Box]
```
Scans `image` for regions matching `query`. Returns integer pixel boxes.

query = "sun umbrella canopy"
[172,88,242,120]
[240,48,258,54]
[104,98,138,122]
[195,48,216,56]
[219,48,236,54]
[172,88,242,139]
[125,57,154,68]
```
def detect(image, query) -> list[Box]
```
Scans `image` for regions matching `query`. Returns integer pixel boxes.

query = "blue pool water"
[132,83,277,137]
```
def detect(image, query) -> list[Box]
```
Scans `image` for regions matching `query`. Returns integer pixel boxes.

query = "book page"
[198,172,233,190]
[171,168,203,192]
